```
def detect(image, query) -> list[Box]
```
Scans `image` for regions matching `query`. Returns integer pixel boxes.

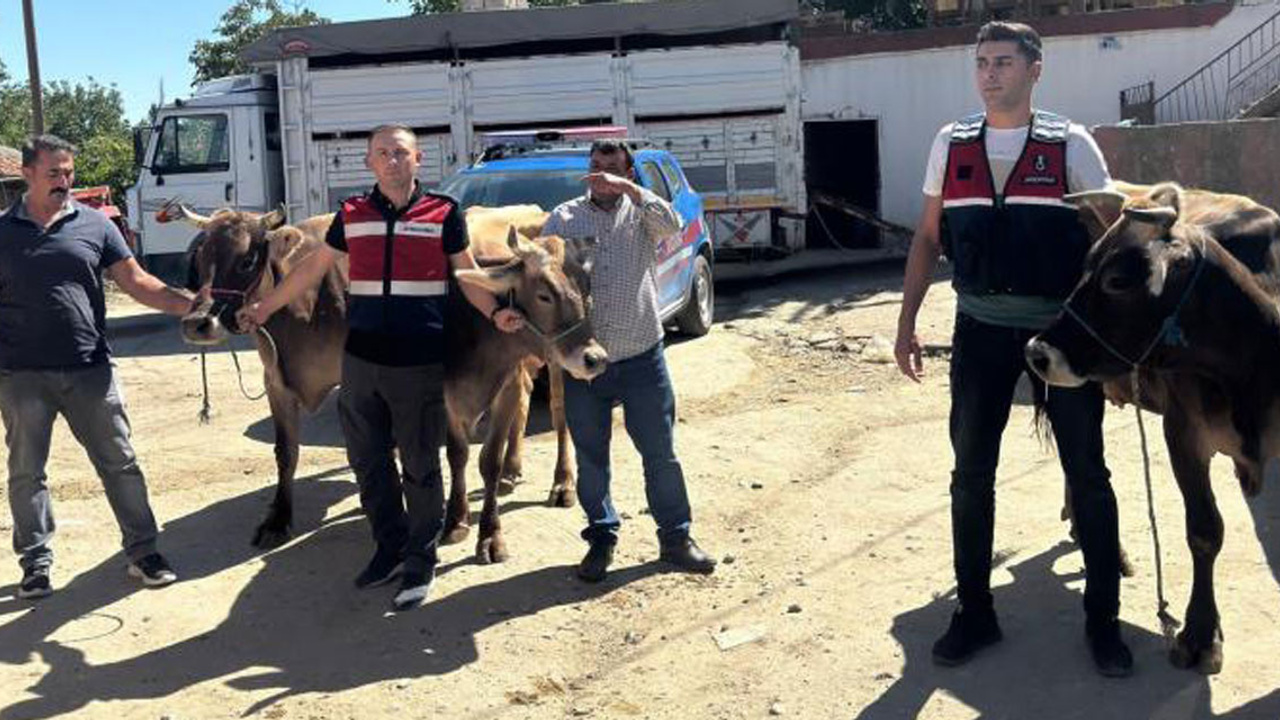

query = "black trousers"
[338,353,447,575]
[949,312,1121,623]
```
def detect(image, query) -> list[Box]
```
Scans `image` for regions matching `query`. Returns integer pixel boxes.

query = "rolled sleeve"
[636,186,681,242]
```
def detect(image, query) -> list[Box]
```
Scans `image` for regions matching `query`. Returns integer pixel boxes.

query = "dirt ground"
[3,264,1280,720]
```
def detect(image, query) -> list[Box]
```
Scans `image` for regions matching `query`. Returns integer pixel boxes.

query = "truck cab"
[127,74,282,279]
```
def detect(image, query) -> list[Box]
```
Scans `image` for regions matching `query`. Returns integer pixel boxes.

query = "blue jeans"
[563,343,692,545]
[0,363,160,572]
[950,313,1120,622]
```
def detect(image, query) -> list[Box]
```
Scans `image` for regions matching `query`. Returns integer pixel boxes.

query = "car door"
[635,158,687,316]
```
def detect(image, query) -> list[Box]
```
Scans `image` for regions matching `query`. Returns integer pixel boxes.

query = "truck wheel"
[675,253,713,337]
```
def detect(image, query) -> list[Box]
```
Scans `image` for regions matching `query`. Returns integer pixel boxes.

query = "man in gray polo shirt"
[544,139,715,582]
[0,135,194,599]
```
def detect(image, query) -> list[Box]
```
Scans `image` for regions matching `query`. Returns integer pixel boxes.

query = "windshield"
[441,170,585,211]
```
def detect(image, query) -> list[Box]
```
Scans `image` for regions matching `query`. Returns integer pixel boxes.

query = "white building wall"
[801,1,1280,228]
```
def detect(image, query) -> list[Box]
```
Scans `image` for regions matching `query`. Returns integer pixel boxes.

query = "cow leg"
[497,363,535,495]
[547,361,576,508]
[1062,481,1135,577]
[254,390,300,548]
[476,373,519,564]
[1165,413,1225,674]
[441,420,471,545]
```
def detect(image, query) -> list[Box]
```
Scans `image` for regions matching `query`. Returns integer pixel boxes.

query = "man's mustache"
[49,188,67,197]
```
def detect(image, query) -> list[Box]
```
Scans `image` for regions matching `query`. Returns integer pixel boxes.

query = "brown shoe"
[659,536,716,574]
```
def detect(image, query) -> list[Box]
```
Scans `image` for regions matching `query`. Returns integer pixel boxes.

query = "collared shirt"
[13,193,76,227]
[0,198,133,370]
[543,187,682,361]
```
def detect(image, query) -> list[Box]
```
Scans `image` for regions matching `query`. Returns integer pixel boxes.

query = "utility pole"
[22,0,45,135]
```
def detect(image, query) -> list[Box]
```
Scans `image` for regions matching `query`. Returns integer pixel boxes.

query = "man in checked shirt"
[543,139,717,582]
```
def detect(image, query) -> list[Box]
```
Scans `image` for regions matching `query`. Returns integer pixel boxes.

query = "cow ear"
[259,205,288,231]
[506,225,522,252]
[1064,189,1127,243]
[456,259,523,295]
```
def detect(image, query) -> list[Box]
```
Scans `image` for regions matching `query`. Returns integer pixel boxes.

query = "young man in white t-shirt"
[893,21,1131,676]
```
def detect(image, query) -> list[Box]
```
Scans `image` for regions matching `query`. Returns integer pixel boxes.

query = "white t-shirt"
[922,121,1111,197]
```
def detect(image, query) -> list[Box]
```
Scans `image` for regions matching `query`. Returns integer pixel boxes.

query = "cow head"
[173,205,289,345]
[456,226,608,380]
[1026,183,1205,386]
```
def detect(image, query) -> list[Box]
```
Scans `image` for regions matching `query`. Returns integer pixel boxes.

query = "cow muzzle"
[1025,339,1087,388]
[181,306,230,346]
[560,342,609,381]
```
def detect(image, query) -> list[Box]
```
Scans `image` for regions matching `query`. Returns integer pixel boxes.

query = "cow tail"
[1032,382,1056,450]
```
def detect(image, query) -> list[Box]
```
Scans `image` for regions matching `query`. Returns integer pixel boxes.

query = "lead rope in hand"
[196,326,280,422]
[198,350,212,424]
[1132,367,1181,642]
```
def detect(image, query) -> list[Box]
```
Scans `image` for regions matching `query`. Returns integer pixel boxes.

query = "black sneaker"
[1087,619,1134,678]
[932,606,1002,666]
[391,569,434,612]
[354,546,403,589]
[17,567,52,599]
[658,536,717,575]
[577,540,615,583]
[127,553,177,587]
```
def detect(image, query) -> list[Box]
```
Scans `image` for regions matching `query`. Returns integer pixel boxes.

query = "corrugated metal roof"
[242,0,797,64]
[0,146,21,179]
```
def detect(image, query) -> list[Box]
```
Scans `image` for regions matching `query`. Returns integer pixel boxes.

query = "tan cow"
[174,205,605,563]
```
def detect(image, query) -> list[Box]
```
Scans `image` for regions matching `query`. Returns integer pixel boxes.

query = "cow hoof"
[1197,641,1224,675]
[442,524,471,545]
[497,476,520,496]
[1118,547,1136,578]
[1170,634,1224,675]
[252,523,292,549]
[476,537,509,564]
[547,485,576,508]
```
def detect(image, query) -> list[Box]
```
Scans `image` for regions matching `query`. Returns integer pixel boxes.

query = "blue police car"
[439,128,714,336]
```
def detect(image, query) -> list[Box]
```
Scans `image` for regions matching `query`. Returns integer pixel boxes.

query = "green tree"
[190,0,329,84]
[803,0,926,30]
[0,61,137,201]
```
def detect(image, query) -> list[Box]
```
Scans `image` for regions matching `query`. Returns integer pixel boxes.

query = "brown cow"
[1026,181,1280,674]
[175,205,605,563]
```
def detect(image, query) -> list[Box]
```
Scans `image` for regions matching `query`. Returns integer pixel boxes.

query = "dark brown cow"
[1025,181,1280,674]
[175,205,605,563]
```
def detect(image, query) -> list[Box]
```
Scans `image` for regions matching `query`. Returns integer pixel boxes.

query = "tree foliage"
[0,59,137,201]
[190,0,329,85]
[803,0,927,30]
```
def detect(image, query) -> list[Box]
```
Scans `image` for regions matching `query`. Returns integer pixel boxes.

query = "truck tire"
[675,253,713,337]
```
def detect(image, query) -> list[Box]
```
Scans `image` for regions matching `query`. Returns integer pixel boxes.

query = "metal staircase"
[1121,5,1280,124]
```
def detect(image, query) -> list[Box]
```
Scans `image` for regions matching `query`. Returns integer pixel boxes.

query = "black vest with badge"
[940,111,1090,299]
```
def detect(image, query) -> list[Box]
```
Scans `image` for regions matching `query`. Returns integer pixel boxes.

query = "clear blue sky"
[0,1,418,124]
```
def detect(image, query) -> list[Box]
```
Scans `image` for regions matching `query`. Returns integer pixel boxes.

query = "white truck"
[127,0,807,277]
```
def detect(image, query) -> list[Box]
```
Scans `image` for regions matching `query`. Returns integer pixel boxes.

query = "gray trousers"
[338,353,447,576]
[0,363,159,571]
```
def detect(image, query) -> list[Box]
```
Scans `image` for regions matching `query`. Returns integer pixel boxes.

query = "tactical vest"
[341,191,453,352]
[941,111,1090,299]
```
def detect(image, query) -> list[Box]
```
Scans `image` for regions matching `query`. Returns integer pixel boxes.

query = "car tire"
[675,253,713,337]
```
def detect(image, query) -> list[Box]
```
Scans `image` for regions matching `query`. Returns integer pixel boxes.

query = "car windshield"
[441,170,585,211]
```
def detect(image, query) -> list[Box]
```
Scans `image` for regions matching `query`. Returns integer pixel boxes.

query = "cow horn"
[1123,205,1179,230]
[1064,188,1129,243]
[168,203,212,229]
[259,205,288,231]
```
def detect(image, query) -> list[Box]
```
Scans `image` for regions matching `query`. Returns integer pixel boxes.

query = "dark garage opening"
[804,119,881,250]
